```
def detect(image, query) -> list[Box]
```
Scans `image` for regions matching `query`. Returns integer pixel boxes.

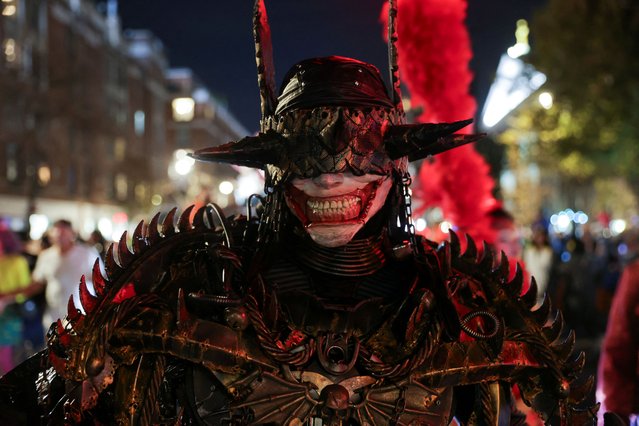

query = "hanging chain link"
[402,173,417,248]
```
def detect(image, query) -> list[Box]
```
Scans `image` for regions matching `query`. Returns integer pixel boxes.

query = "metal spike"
[567,404,599,425]
[116,231,133,267]
[463,233,477,261]
[56,318,66,336]
[253,0,277,124]
[79,275,99,314]
[506,262,524,297]
[448,230,461,258]
[520,276,538,308]
[147,211,162,244]
[568,376,594,404]
[131,220,148,254]
[542,309,564,343]
[104,243,120,279]
[563,351,586,378]
[178,204,195,232]
[162,208,178,236]
[91,259,106,297]
[67,294,82,323]
[478,241,494,270]
[492,251,509,281]
[387,0,403,110]
[552,329,575,361]
[192,204,208,229]
[531,293,552,324]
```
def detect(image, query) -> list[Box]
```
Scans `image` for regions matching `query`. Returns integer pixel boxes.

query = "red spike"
[162,207,178,236]
[56,318,71,346]
[178,205,195,231]
[104,243,119,279]
[192,205,208,229]
[67,294,82,323]
[117,231,133,267]
[48,350,67,373]
[92,259,106,297]
[78,275,99,314]
[131,220,148,254]
[147,212,162,244]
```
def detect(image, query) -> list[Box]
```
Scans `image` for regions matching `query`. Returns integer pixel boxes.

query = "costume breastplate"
[20,212,596,425]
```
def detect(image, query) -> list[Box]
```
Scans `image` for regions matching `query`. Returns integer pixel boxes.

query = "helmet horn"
[254,0,278,130]
[387,0,403,112]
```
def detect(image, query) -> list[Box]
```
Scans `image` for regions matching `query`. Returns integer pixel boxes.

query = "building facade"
[0,0,249,241]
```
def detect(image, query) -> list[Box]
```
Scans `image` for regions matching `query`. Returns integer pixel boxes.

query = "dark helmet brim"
[192,118,484,168]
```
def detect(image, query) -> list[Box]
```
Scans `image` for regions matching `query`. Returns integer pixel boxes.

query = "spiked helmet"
[192,0,483,188]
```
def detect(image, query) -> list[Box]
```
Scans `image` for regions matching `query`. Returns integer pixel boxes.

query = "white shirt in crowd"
[32,243,101,330]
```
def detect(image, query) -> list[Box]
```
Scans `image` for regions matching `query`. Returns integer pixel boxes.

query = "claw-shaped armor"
[0,1,598,424]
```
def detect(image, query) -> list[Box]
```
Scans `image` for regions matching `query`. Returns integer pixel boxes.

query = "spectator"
[0,228,32,374]
[487,206,522,262]
[28,220,102,333]
[87,229,108,261]
[598,230,639,423]
[523,225,554,306]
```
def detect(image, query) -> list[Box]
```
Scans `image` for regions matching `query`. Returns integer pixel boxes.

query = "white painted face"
[284,173,393,247]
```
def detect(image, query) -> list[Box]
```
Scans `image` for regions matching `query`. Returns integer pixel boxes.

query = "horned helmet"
[193,0,481,248]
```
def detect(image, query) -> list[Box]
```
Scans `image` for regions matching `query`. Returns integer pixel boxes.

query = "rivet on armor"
[224,307,249,330]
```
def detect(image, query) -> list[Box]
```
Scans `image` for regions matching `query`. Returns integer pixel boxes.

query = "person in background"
[487,206,523,262]
[598,230,639,424]
[28,220,101,333]
[486,205,529,287]
[87,229,108,261]
[523,225,554,306]
[0,228,32,374]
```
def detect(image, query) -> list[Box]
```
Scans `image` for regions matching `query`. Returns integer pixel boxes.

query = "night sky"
[118,0,546,134]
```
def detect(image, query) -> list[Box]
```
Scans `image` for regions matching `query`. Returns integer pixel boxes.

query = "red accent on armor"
[112,283,136,303]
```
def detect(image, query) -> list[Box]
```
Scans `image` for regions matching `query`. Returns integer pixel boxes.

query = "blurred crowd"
[0,219,108,375]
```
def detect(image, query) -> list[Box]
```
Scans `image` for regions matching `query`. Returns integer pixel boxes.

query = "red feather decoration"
[381,0,497,245]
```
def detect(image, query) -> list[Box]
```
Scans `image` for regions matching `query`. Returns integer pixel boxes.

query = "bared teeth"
[306,196,361,222]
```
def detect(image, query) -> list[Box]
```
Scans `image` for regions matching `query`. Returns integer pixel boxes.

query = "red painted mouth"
[285,179,382,227]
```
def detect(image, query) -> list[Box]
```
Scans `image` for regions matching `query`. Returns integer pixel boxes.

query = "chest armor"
[183,247,455,425]
[22,209,595,425]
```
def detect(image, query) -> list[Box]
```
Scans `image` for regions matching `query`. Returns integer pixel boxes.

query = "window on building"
[68,165,77,195]
[115,173,128,200]
[114,137,126,161]
[135,182,148,204]
[2,1,16,18]
[176,126,190,148]
[37,163,51,186]
[105,174,114,200]
[3,38,17,64]
[5,142,18,182]
[134,110,145,136]
[172,97,195,122]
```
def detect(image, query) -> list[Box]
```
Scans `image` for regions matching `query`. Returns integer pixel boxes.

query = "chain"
[402,173,417,249]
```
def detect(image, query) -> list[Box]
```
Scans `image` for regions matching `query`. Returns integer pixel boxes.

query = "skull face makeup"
[284,172,393,247]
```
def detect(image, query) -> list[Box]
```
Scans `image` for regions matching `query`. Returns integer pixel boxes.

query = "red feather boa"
[381,0,497,245]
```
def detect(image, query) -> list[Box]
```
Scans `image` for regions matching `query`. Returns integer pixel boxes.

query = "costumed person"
[0,227,32,374]
[0,1,598,424]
